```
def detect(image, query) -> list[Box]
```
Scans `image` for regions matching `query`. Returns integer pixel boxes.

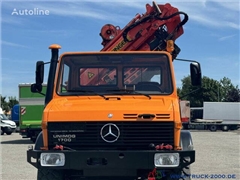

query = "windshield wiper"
[67,90,107,100]
[107,89,151,99]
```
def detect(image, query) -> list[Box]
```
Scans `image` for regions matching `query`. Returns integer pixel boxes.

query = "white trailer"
[181,101,240,131]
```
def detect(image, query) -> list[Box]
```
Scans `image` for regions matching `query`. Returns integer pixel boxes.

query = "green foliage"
[178,76,240,107]
[224,87,240,102]
[220,77,237,102]
[178,75,203,107]
[0,96,19,113]
[8,96,19,109]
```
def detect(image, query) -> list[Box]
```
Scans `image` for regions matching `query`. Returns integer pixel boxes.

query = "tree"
[224,87,240,102]
[8,96,19,109]
[1,96,10,113]
[201,76,222,102]
[178,75,203,107]
[177,75,239,107]
[220,77,239,102]
[0,96,19,113]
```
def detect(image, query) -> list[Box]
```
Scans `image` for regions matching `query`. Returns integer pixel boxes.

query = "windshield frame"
[56,52,174,97]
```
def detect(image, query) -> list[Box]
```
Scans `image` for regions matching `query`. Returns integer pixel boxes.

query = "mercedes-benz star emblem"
[100,123,120,143]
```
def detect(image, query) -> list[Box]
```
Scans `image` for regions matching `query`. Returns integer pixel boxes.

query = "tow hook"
[148,168,157,180]
[155,143,173,150]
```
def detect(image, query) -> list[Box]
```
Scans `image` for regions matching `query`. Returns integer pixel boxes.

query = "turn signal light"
[166,40,174,53]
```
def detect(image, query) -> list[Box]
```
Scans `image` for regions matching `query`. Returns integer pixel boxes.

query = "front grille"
[47,121,174,150]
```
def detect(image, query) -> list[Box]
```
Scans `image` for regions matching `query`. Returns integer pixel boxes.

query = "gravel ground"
[191,130,240,179]
[0,130,239,180]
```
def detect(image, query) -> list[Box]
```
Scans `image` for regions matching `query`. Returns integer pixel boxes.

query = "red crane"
[80,1,188,86]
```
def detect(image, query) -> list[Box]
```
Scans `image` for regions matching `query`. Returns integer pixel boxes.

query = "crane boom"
[100,1,188,57]
[81,1,188,86]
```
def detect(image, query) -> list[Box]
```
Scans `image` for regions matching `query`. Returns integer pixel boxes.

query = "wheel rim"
[210,125,217,131]
[222,125,229,131]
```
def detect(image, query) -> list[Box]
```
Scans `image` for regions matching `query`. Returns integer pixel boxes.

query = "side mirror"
[190,62,201,86]
[31,83,42,93]
[36,61,44,84]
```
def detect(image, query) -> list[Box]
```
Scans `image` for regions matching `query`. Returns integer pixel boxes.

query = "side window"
[61,64,70,92]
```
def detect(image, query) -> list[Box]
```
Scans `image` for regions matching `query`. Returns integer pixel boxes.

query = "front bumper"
[3,127,16,133]
[27,149,195,177]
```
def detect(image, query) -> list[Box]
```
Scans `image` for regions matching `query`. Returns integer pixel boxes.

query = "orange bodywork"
[40,1,188,151]
[40,51,182,151]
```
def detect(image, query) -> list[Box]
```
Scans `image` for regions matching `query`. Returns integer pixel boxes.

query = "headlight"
[40,153,65,166]
[154,153,179,167]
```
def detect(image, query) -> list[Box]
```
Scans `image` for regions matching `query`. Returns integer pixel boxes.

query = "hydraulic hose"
[122,11,188,42]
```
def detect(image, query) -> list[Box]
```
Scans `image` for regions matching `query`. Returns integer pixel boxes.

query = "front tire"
[31,137,36,143]
[178,130,193,180]
[6,132,12,135]
[182,123,189,130]
[37,168,64,180]
[182,166,191,180]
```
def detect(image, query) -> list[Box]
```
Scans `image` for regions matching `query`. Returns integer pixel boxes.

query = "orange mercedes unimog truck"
[27,2,201,180]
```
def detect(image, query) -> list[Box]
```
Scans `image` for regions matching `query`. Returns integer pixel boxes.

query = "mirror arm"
[39,92,45,96]
[179,87,201,99]
[37,91,46,96]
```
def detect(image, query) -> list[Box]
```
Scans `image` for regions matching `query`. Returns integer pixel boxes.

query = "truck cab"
[27,2,202,179]
[27,47,201,180]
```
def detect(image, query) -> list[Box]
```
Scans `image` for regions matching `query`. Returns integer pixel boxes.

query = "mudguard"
[34,131,43,150]
[180,130,193,150]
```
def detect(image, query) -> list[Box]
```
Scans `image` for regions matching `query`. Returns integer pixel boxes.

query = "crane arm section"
[100,1,188,59]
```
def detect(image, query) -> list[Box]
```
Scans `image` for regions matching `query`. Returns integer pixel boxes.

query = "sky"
[0,0,239,100]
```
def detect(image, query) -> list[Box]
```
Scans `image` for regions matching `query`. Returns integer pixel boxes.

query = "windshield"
[0,113,9,120]
[57,53,173,96]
